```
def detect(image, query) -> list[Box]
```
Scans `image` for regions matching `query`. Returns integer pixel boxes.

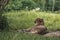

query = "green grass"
[4,10,60,31]
[1,10,60,40]
[0,32,60,40]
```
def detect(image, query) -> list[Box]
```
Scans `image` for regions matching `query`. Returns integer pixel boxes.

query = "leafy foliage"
[5,0,36,10]
[0,0,9,30]
[5,0,60,11]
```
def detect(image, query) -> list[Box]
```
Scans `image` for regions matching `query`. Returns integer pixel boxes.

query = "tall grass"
[1,10,60,40]
[3,10,60,31]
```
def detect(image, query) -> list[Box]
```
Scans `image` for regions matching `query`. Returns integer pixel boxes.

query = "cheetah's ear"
[40,19,43,22]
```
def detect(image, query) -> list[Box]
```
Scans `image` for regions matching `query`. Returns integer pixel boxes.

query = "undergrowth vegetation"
[3,10,60,31]
[1,10,60,40]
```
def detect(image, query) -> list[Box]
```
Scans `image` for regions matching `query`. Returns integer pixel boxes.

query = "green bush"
[5,0,60,11]
[5,0,36,11]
